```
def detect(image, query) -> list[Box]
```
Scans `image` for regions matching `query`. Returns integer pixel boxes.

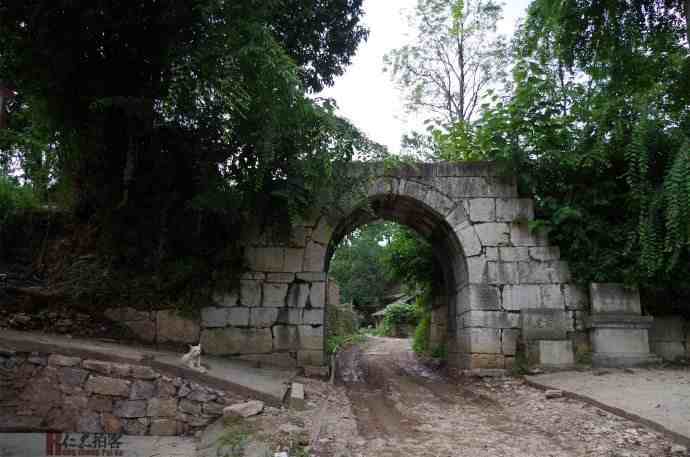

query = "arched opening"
[323,193,469,369]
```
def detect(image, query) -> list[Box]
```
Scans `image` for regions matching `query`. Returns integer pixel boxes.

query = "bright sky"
[320,0,532,154]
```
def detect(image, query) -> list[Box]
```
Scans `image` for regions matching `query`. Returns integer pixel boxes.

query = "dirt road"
[312,336,680,457]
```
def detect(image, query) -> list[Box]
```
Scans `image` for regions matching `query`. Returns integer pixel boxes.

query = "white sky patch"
[320,0,532,154]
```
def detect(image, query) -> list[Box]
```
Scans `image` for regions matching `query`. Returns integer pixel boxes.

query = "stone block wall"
[650,316,689,361]
[0,351,238,435]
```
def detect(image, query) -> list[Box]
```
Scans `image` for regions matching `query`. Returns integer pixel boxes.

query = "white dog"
[181,344,207,373]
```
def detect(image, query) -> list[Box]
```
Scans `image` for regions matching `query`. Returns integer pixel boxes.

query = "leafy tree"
[384,0,509,128]
[0,0,372,267]
[464,0,690,314]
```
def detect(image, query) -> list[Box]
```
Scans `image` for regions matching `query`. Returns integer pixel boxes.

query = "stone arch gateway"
[200,162,587,373]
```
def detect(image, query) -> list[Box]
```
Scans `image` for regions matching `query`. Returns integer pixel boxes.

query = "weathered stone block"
[466,257,487,283]
[474,223,511,246]
[540,285,565,309]
[302,308,324,325]
[149,419,179,436]
[266,273,295,283]
[590,283,641,315]
[130,365,158,380]
[287,282,310,308]
[224,307,249,327]
[129,380,155,400]
[455,225,482,257]
[496,198,534,222]
[200,327,273,355]
[529,247,560,261]
[536,340,574,367]
[284,248,304,273]
[311,219,334,245]
[486,262,519,285]
[564,284,589,310]
[458,284,499,313]
[156,310,199,344]
[309,282,326,308]
[104,307,150,322]
[498,247,529,262]
[246,247,285,272]
[178,399,201,415]
[201,307,229,328]
[263,283,288,307]
[297,350,325,366]
[212,289,239,307]
[298,325,324,350]
[502,329,519,355]
[239,280,262,307]
[297,272,327,282]
[88,396,113,412]
[78,412,103,433]
[250,308,279,328]
[85,376,131,397]
[502,285,540,311]
[521,309,571,340]
[458,311,517,329]
[424,189,455,216]
[59,367,89,387]
[147,398,177,418]
[464,353,506,369]
[510,223,548,246]
[591,328,650,355]
[113,400,147,418]
[518,261,571,284]
[458,328,501,354]
[650,316,685,342]
[238,353,298,368]
[468,198,496,222]
[303,241,326,272]
[446,205,468,228]
[101,413,122,433]
[273,325,299,350]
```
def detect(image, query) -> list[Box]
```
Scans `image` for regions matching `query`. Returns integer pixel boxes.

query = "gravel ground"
[296,336,686,457]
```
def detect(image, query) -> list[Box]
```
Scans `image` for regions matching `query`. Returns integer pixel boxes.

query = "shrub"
[0,175,40,224]
[412,311,430,354]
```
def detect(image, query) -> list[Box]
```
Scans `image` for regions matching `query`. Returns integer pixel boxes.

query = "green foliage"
[412,311,431,354]
[0,174,40,224]
[381,301,419,329]
[326,330,368,355]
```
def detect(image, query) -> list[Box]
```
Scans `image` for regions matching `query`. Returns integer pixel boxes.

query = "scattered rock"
[223,400,264,419]
[671,444,688,455]
[545,389,563,399]
[290,382,305,410]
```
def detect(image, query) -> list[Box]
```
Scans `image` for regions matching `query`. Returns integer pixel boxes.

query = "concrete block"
[496,198,534,222]
[455,225,482,257]
[239,280,262,307]
[262,283,288,307]
[502,329,519,355]
[540,285,565,309]
[468,198,496,222]
[521,309,571,340]
[564,284,589,310]
[474,223,511,246]
[502,285,540,311]
[250,308,279,328]
[537,340,574,367]
[590,283,641,315]
[529,247,561,261]
[518,261,571,284]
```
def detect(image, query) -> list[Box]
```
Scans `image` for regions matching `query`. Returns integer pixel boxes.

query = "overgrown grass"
[326,329,368,355]
[412,312,430,354]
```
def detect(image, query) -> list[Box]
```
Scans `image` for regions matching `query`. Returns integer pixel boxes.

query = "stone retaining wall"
[0,350,239,435]
[650,316,689,362]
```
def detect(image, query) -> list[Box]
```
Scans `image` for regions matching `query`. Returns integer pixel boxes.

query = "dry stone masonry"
[0,350,239,435]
